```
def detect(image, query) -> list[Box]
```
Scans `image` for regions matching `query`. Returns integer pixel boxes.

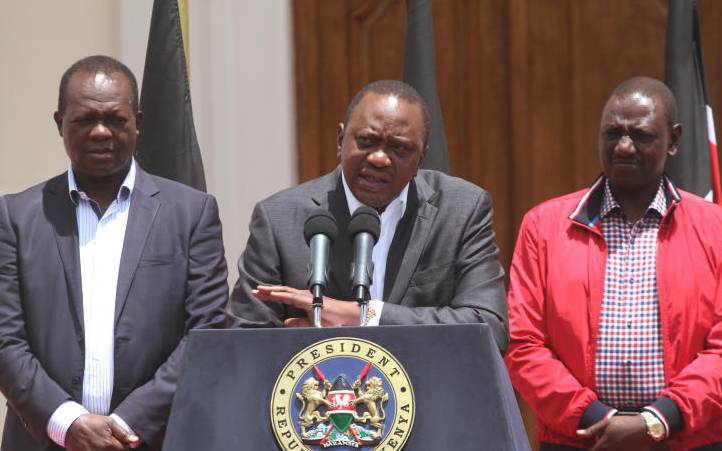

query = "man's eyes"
[389,142,413,156]
[357,136,375,148]
[603,130,655,143]
[629,131,655,143]
[356,136,412,155]
[72,116,128,126]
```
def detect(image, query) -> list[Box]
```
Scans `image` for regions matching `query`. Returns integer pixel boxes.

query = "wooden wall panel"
[567,0,668,192]
[348,0,407,90]
[293,1,722,448]
[434,0,513,265]
[509,0,575,231]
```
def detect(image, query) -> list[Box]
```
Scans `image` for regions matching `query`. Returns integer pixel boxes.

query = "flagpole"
[178,0,191,76]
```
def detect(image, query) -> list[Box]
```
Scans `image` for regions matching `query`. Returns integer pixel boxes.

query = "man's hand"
[577,414,660,451]
[253,285,361,327]
[66,414,139,451]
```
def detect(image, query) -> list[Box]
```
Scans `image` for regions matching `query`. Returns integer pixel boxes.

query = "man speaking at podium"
[227,80,508,352]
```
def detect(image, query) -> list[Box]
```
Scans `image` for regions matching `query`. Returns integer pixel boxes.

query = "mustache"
[611,157,639,164]
[86,145,114,152]
[359,169,391,183]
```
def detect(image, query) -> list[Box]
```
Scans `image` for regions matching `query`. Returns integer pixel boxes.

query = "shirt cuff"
[645,396,683,438]
[366,299,384,326]
[578,400,617,429]
[46,401,89,447]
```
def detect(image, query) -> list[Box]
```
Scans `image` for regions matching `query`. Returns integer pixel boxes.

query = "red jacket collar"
[568,174,682,228]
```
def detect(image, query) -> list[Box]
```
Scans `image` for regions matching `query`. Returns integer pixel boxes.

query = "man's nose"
[89,122,112,139]
[366,149,391,167]
[614,135,635,156]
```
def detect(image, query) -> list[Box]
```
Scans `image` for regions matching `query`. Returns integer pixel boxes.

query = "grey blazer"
[0,168,228,451]
[228,167,508,352]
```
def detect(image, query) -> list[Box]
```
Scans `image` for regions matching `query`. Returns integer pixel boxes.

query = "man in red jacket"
[506,76,722,451]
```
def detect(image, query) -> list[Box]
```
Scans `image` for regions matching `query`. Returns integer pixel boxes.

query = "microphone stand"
[358,296,369,327]
[312,285,323,328]
[357,287,370,327]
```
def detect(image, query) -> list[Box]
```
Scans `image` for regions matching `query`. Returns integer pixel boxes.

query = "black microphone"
[348,206,381,313]
[304,209,338,327]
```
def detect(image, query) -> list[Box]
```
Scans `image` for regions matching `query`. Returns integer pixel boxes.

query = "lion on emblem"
[352,376,389,437]
[296,377,331,434]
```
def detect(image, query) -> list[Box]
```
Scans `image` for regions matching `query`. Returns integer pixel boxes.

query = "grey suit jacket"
[227,167,508,352]
[0,168,228,451]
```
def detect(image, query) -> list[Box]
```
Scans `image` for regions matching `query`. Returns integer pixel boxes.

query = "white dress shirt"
[46,161,137,446]
[341,171,409,325]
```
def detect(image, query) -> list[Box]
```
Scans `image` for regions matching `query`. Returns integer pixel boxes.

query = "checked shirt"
[595,180,666,408]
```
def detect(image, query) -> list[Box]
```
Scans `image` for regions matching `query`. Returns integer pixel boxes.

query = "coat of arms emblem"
[297,363,390,446]
[271,337,414,450]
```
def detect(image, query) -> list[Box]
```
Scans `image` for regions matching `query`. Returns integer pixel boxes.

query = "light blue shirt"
[46,161,137,446]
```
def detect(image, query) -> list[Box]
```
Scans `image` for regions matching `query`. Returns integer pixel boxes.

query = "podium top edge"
[190,323,490,335]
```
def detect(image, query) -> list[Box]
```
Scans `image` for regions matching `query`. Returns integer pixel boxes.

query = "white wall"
[188,0,296,280]
[0,0,121,194]
[0,0,295,439]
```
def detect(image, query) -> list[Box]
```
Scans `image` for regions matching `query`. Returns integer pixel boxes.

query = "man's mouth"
[357,172,391,190]
[87,147,113,155]
[360,173,388,183]
[612,158,639,168]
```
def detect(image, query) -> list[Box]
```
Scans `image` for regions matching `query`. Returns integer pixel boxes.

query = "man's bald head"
[607,76,678,129]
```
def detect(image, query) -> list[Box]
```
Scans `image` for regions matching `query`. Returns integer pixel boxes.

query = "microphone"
[304,209,338,327]
[348,206,380,326]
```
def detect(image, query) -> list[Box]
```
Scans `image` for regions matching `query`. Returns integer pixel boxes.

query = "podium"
[163,324,530,450]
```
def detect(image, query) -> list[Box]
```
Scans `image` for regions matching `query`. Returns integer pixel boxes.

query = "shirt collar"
[341,170,409,218]
[600,178,667,220]
[67,159,137,206]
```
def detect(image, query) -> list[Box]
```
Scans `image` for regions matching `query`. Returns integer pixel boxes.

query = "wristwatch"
[640,410,666,442]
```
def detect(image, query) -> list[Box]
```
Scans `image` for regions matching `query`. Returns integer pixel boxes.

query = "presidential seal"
[271,337,415,450]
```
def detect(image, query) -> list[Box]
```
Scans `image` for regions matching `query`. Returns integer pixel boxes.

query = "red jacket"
[505,177,722,450]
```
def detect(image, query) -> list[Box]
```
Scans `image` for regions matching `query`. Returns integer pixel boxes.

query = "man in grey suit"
[227,80,507,352]
[0,56,228,451]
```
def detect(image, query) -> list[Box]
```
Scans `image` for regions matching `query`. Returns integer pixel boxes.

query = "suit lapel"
[114,169,160,324]
[47,175,85,334]
[385,175,439,305]
[383,181,418,300]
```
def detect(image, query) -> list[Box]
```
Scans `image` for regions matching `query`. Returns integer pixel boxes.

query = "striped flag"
[403,0,450,174]
[135,0,206,191]
[665,0,721,203]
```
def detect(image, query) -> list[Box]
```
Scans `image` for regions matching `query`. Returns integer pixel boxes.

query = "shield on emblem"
[325,375,357,434]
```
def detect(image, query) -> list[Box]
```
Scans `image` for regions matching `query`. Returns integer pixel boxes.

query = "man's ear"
[336,122,345,158]
[417,144,429,172]
[53,111,63,136]
[668,122,682,157]
[135,110,144,136]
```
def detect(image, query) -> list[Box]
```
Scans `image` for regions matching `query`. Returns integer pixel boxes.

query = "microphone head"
[348,206,381,242]
[304,209,338,245]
